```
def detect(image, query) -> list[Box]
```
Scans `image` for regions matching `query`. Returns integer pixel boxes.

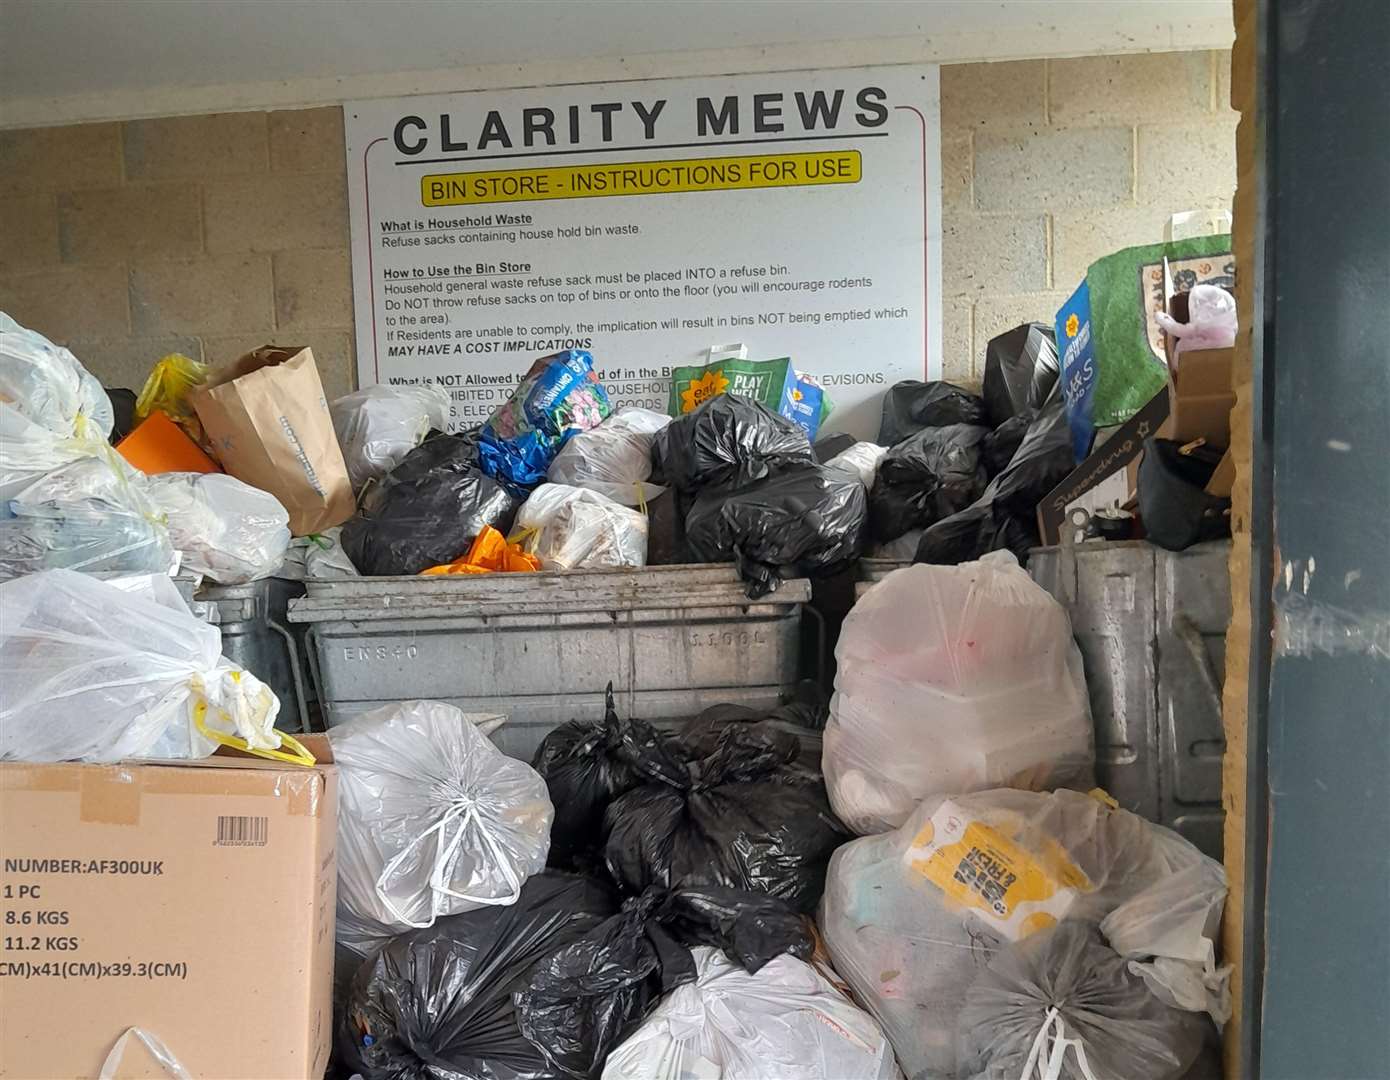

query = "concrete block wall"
[940,50,1236,385]
[0,108,355,398]
[0,50,1234,397]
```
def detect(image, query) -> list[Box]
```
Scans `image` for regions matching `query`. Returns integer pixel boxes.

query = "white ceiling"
[0,0,1233,128]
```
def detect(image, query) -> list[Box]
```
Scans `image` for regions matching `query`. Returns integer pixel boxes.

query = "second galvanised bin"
[287,563,812,762]
[852,543,1229,859]
[199,578,311,733]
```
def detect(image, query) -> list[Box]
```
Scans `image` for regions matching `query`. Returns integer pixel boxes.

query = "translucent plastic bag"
[146,472,290,585]
[824,552,1094,834]
[0,455,176,580]
[516,483,647,570]
[0,313,114,499]
[134,352,208,443]
[330,383,449,493]
[956,922,1208,1080]
[819,788,1229,1080]
[275,526,359,580]
[602,946,899,1080]
[546,406,670,505]
[824,441,889,488]
[0,569,285,763]
[329,700,554,955]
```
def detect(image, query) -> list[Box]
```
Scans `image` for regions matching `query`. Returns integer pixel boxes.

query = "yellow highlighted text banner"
[420,150,862,207]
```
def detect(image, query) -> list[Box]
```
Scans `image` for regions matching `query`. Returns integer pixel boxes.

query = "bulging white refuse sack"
[516,483,647,570]
[602,946,899,1080]
[0,569,281,763]
[819,787,1230,1080]
[329,700,554,955]
[546,406,670,506]
[330,383,450,493]
[824,551,1094,834]
[147,472,291,585]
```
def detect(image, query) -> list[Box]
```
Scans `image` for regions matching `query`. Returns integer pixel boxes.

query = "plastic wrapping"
[516,483,648,570]
[957,922,1208,1080]
[516,885,813,1078]
[133,352,208,445]
[981,322,1060,428]
[878,380,987,446]
[480,350,613,489]
[531,686,681,871]
[146,472,291,584]
[329,701,554,956]
[602,946,898,1080]
[823,441,889,488]
[422,524,541,575]
[818,788,1229,1080]
[0,569,282,763]
[331,384,450,493]
[652,393,814,492]
[0,455,176,580]
[341,431,518,576]
[1154,284,1237,365]
[868,424,991,542]
[824,553,1094,835]
[604,714,849,913]
[338,871,617,1080]
[685,464,867,598]
[0,314,115,500]
[275,525,359,580]
[546,406,670,505]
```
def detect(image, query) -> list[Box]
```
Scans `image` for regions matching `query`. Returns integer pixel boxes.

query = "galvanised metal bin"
[199,578,311,733]
[287,564,811,762]
[851,542,1230,859]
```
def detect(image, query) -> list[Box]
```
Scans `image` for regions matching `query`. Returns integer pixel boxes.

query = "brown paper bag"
[193,346,354,535]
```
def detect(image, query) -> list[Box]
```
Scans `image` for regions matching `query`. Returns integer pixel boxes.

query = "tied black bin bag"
[516,885,812,1078]
[341,430,518,576]
[868,423,991,542]
[685,464,868,598]
[337,872,616,1080]
[981,321,1061,427]
[878,380,988,445]
[603,718,850,913]
[651,393,815,492]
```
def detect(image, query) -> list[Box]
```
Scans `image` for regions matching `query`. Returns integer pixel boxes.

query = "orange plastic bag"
[421,525,540,575]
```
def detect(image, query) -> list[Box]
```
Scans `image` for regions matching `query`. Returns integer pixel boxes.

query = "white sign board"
[346,66,941,438]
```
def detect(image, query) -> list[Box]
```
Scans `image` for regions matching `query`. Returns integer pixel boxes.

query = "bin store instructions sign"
[346,67,941,438]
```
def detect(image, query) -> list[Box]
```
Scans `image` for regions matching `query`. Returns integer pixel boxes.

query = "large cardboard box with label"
[0,740,336,1079]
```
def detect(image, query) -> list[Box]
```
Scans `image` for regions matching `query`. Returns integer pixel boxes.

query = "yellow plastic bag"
[421,525,540,576]
[135,353,208,441]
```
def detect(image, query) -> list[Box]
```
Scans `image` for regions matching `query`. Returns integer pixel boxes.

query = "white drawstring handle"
[99,1027,190,1079]
[375,796,523,927]
[1019,1006,1100,1080]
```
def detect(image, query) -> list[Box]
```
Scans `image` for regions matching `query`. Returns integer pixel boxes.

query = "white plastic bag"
[1154,284,1237,365]
[146,472,291,585]
[0,455,176,580]
[546,407,670,506]
[823,552,1094,834]
[818,788,1229,1080]
[0,313,114,500]
[329,700,554,956]
[824,441,888,488]
[602,946,899,1080]
[0,569,282,763]
[275,525,360,580]
[330,384,449,492]
[516,483,647,570]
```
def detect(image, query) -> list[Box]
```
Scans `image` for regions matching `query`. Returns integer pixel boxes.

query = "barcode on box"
[215,816,268,847]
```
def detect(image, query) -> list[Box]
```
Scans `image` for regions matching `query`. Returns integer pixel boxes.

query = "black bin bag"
[604,717,850,913]
[981,321,1061,428]
[868,423,991,542]
[1137,438,1231,551]
[336,871,617,1080]
[515,885,812,1078]
[685,463,867,598]
[957,922,1209,1080]
[651,393,814,492]
[341,430,518,575]
[878,380,987,445]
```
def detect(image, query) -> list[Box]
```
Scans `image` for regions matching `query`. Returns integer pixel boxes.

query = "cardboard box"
[1156,346,1235,448]
[0,740,336,1079]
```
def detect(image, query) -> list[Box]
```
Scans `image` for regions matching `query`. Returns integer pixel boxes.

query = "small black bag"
[868,423,990,542]
[651,393,814,492]
[878,380,988,445]
[1137,437,1231,551]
